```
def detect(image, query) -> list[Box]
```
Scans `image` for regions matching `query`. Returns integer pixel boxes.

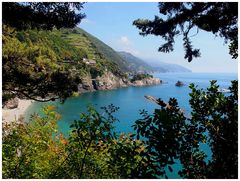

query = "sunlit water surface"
[25,72,237,178]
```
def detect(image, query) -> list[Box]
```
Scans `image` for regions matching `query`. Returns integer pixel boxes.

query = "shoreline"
[2,99,33,124]
[2,77,161,124]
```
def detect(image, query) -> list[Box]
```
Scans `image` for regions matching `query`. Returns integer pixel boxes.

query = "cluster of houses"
[60,58,96,65]
[82,58,96,65]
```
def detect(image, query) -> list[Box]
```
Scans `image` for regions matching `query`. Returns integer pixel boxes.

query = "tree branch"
[3,88,59,102]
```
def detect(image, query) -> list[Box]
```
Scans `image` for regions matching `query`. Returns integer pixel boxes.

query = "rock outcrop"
[3,97,19,109]
[175,81,185,87]
[131,77,162,87]
[77,72,162,93]
[78,76,95,93]
[94,72,129,90]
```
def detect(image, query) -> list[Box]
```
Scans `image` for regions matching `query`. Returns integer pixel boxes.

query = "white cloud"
[119,36,131,46]
[109,36,141,56]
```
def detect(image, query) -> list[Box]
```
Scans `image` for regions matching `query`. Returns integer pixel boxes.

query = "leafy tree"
[2,105,66,178]
[50,105,146,179]
[2,26,82,102]
[133,80,238,178]
[3,105,146,179]
[133,2,237,178]
[2,2,85,30]
[131,73,153,82]
[133,2,238,61]
[103,133,146,178]
[3,81,237,178]
[2,2,86,103]
[51,104,120,178]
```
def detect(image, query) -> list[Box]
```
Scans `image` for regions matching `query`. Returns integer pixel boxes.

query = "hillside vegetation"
[4,25,164,102]
[16,27,131,77]
[73,28,130,72]
[3,25,132,102]
[3,2,237,179]
[3,26,131,100]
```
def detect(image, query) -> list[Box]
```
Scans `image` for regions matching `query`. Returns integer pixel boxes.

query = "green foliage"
[72,28,131,73]
[3,81,237,178]
[71,92,80,97]
[103,133,146,178]
[3,105,146,179]
[2,2,85,30]
[133,2,238,61]
[2,105,66,178]
[3,26,84,102]
[2,2,130,103]
[62,28,127,77]
[229,39,238,59]
[133,98,187,178]
[187,80,238,178]
[131,73,153,82]
[133,80,238,178]
[51,104,145,179]
[49,105,119,178]
[3,25,131,103]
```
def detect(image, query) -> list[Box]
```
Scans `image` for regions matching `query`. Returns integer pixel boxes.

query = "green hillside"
[71,28,130,72]
[59,28,131,76]
[9,27,132,80]
[3,26,135,102]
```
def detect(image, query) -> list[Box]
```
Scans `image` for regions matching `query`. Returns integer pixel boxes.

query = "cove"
[25,72,237,178]
[26,72,237,134]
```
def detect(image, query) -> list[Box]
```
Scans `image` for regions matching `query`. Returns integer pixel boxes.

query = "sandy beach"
[2,99,33,123]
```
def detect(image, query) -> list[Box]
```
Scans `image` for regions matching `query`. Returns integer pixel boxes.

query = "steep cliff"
[77,72,162,93]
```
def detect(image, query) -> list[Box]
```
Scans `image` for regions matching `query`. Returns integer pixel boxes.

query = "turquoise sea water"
[25,72,237,178]
[26,72,237,133]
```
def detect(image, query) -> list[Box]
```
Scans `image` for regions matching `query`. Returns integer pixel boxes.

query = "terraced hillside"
[60,28,130,74]
[11,27,131,82]
[61,29,99,60]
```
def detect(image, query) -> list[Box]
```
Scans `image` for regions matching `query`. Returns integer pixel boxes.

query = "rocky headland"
[131,77,161,87]
[77,71,162,93]
[3,72,161,123]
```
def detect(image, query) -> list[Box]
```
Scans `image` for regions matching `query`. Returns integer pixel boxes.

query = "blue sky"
[79,2,238,73]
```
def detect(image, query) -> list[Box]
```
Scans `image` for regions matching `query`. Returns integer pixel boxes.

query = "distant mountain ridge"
[61,28,191,74]
[117,51,191,73]
[117,51,154,73]
[149,61,192,73]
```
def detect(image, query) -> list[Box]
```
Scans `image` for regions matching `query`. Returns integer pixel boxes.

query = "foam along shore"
[2,99,33,123]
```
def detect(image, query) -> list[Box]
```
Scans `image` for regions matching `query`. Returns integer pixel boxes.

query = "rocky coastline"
[77,71,162,93]
[2,72,161,123]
